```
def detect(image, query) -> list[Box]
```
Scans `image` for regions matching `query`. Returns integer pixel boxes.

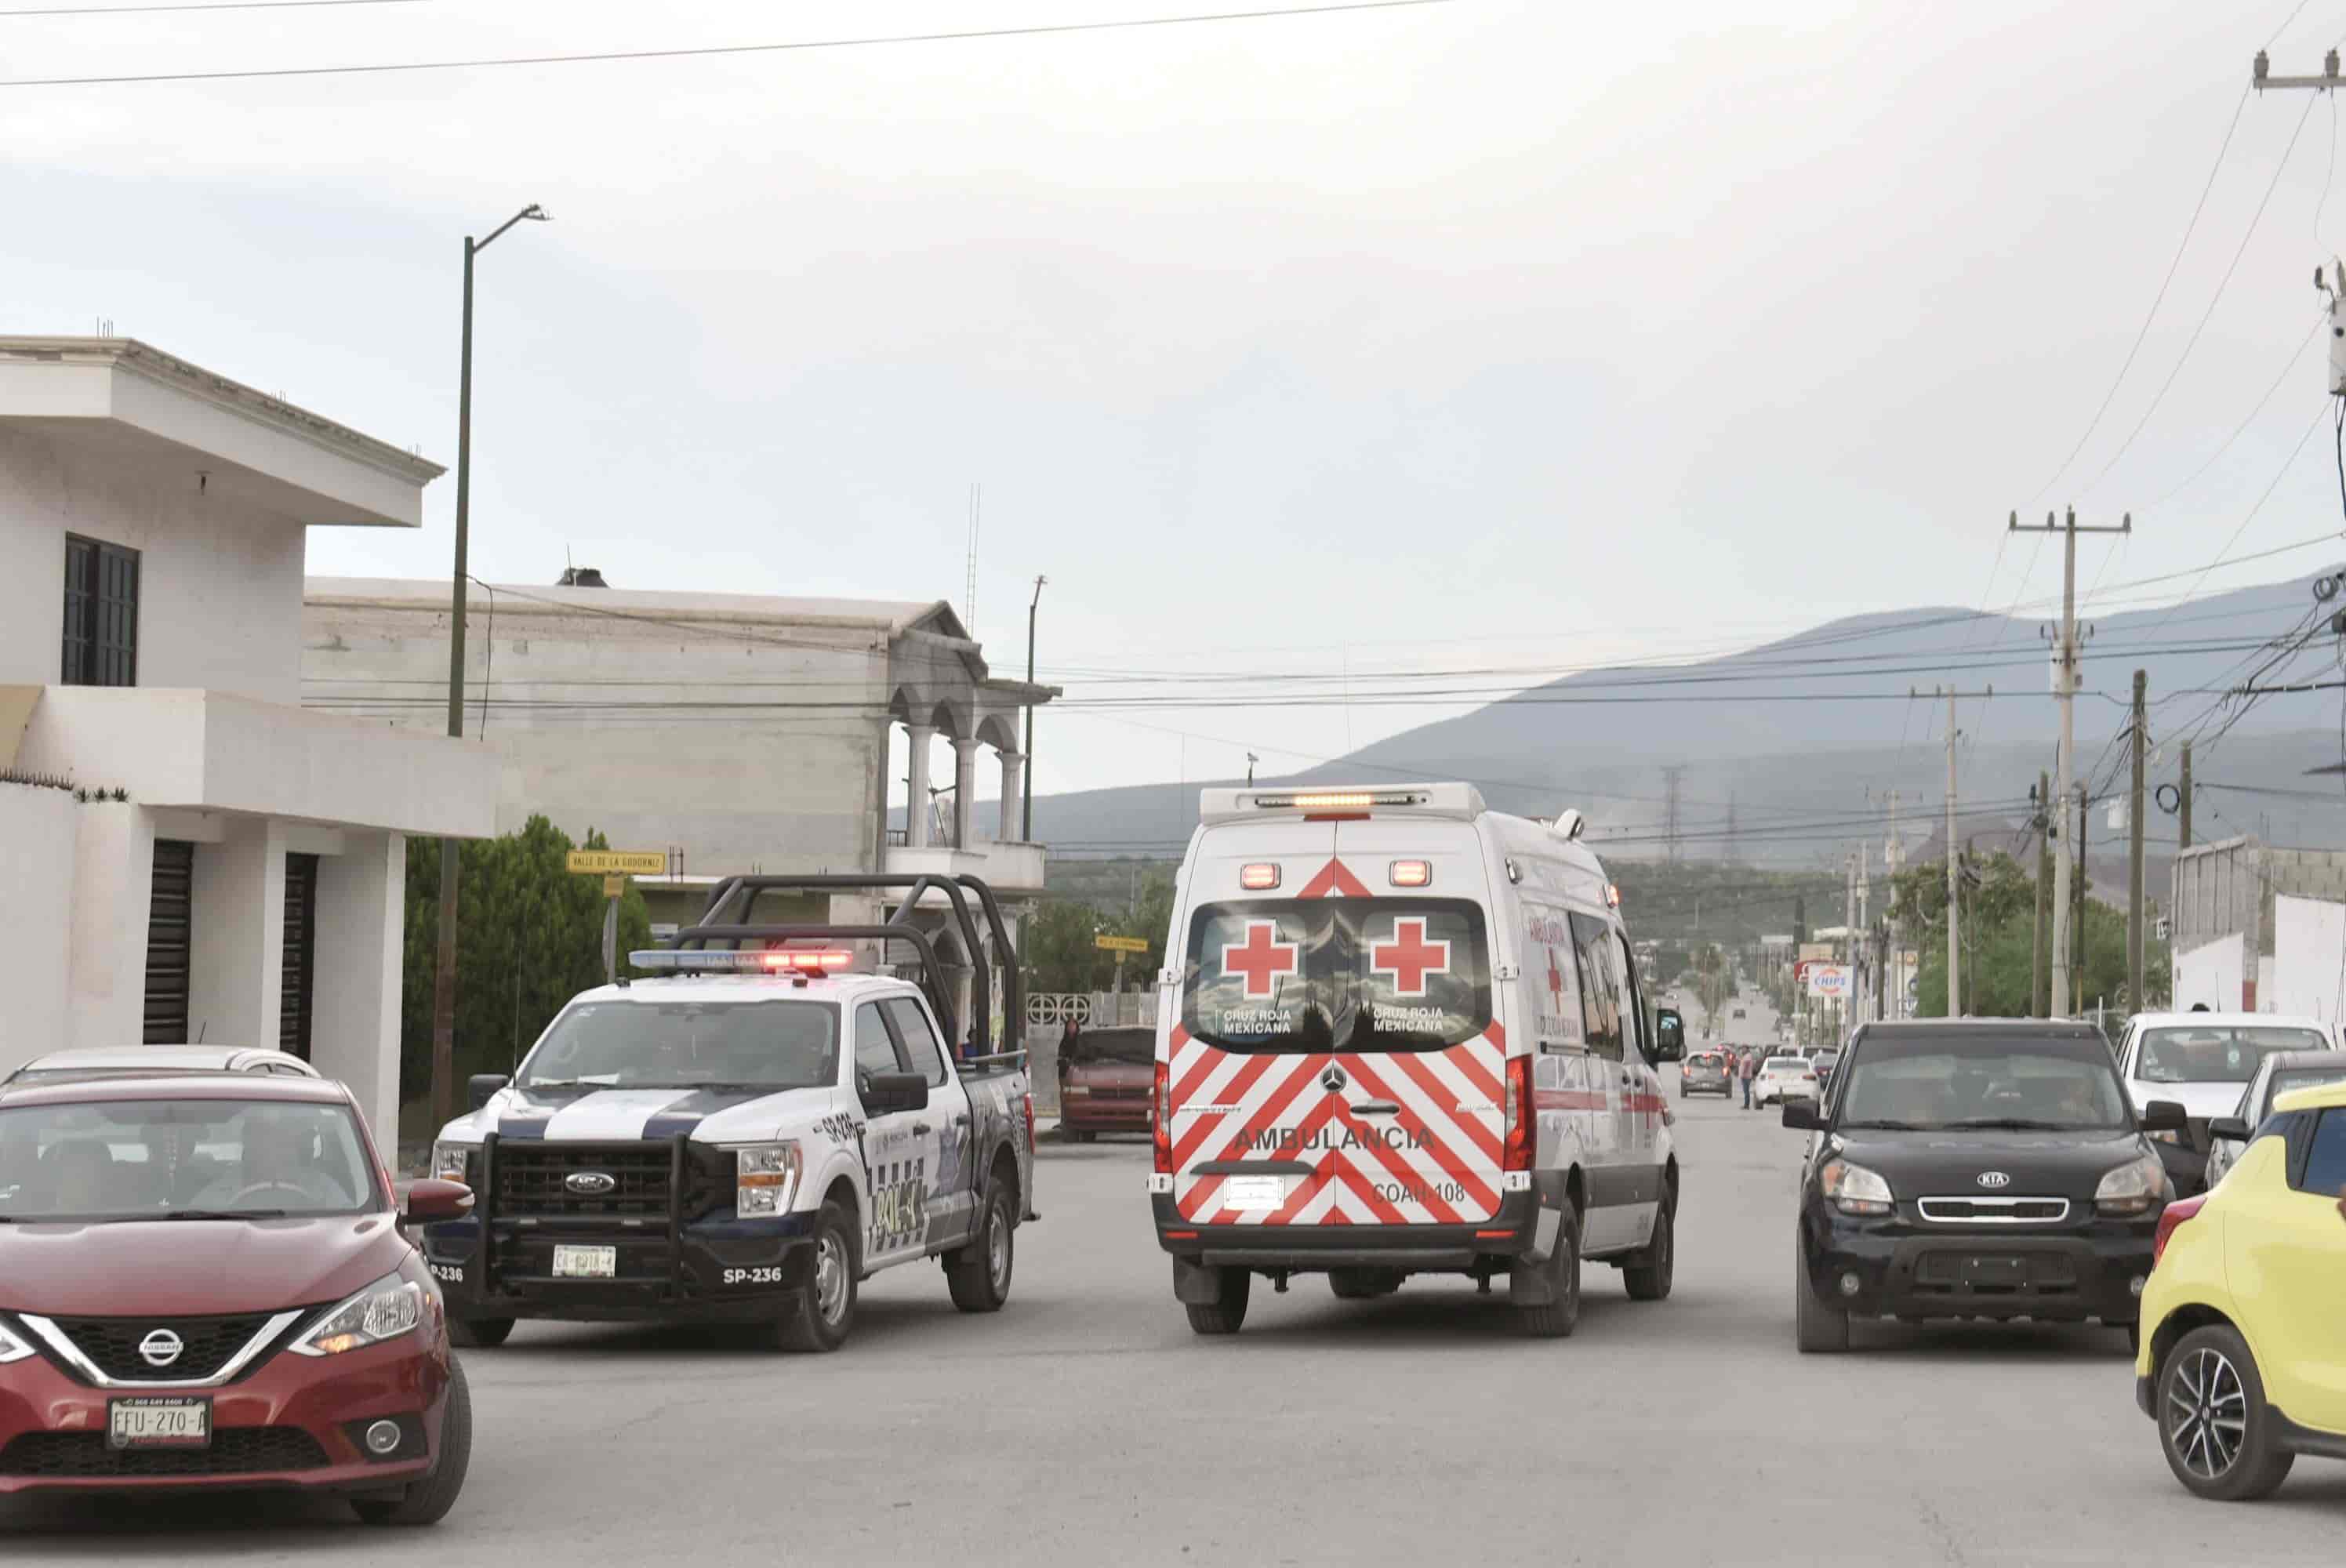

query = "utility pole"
[2072,785,2090,1010]
[1923,684,1993,1016]
[2178,741,2193,850]
[432,201,548,1134]
[1661,766,1687,866]
[2032,769,2052,1018]
[1021,575,1046,841]
[2009,507,2130,1018]
[2129,669,2148,1011]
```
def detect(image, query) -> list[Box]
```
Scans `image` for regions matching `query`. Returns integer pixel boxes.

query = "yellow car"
[2134,1080,2346,1500]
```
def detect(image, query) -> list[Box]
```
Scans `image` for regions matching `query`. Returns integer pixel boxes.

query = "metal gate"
[281,852,318,1060]
[143,840,194,1044]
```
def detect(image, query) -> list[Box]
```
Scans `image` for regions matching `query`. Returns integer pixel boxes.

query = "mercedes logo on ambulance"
[138,1329,185,1369]
[1319,1065,1349,1094]
[1975,1171,2012,1189]
[565,1171,618,1196]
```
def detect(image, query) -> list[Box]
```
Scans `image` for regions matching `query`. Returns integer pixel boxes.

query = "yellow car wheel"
[2158,1324,2296,1501]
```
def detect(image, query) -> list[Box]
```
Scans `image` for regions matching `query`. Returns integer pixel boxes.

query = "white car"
[4,1046,321,1084]
[2202,1048,2346,1188]
[2112,1012,2340,1133]
[1754,1054,1819,1107]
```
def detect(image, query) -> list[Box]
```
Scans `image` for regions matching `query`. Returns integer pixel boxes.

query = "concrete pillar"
[998,750,1026,845]
[953,737,979,849]
[187,816,286,1050]
[0,786,78,1075]
[311,831,405,1149]
[65,803,155,1049]
[905,723,935,848]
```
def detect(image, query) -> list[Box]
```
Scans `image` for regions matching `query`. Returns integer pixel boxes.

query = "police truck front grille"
[493,1143,728,1219]
[46,1313,278,1383]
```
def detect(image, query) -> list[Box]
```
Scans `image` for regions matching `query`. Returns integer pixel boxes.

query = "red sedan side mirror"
[403,1178,474,1225]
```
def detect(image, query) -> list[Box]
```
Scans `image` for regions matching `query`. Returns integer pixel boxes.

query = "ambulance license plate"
[1222,1175,1286,1213]
[552,1244,617,1279]
[108,1396,210,1450]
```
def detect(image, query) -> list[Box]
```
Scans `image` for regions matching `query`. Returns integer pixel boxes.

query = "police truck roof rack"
[641,873,1024,1064]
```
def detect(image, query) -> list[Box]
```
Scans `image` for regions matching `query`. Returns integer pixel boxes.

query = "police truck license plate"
[552,1244,617,1279]
[1222,1175,1286,1212]
[107,1396,210,1450]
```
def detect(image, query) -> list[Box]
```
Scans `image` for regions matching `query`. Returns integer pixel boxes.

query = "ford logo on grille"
[138,1329,184,1368]
[1319,1065,1349,1094]
[1976,1171,2013,1189]
[565,1171,618,1196]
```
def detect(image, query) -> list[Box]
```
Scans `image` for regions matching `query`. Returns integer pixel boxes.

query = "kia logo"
[1319,1065,1349,1094]
[138,1329,184,1369]
[565,1171,618,1196]
[1976,1171,2012,1189]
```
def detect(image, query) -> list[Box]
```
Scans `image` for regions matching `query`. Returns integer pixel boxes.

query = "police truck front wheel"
[773,1201,859,1352]
[1184,1268,1251,1335]
[448,1317,513,1349]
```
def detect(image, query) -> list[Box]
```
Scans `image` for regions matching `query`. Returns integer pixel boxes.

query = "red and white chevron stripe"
[1166,1024,1507,1226]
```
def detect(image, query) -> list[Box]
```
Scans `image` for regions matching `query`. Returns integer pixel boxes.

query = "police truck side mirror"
[467,1074,509,1112]
[863,1072,929,1116]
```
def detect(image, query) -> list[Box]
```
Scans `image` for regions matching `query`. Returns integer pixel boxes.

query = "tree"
[1899,851,2168,1018]
[402,817,653,1108]
[1026,867,1177,993]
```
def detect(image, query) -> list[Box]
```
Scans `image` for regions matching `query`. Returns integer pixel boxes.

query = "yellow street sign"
[1095,935,1149,954]
[567,850,668,876]
[602,874,627,898]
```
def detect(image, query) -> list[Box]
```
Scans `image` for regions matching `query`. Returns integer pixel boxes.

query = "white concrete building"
[0,336,498,1138]
[300,577,1056,934]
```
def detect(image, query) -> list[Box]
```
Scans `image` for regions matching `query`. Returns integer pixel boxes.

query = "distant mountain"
[1033,572,2346,870]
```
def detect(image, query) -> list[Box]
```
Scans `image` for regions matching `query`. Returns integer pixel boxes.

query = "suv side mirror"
[402,1178,474,1225]
[862,1071,929,1116]
[467,1073,510,1112]
[2139,1098,2190,1134]
[1654,1008,1685,1062]
[2206,1116,2251,1142]
[1781,1102,1824,1132]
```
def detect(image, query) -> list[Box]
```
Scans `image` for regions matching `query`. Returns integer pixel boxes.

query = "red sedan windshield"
[0,1099,380,1222]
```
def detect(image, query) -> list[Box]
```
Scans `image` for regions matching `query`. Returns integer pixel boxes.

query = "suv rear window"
[1068,1028,1155,1067]
[1181,898,1491,1054]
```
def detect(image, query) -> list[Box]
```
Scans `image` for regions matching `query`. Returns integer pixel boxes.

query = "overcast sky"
[8,0,2344,801]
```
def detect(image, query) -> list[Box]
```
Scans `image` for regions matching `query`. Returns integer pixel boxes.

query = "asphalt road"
[6,1006,2341,1561]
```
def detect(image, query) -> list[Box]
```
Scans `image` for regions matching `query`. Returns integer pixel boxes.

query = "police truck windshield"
[1181,898,1491,1054]
[520,1000,840,1091]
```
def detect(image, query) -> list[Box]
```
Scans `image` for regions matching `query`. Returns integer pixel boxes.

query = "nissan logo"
[1319,1065,1349,1094]
[1976,1171,2013,1189]
[565,1171,618,1196]
[138,1329,184,1369]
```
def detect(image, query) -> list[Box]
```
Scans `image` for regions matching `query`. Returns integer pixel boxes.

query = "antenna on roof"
[964,483,981,633]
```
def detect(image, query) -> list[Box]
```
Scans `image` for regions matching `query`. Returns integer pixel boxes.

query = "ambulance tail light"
[1240,862,1282,891]
[1389,860,1431,888]
[1153,1061,1173,1174]
[1502,1056,1535,1171]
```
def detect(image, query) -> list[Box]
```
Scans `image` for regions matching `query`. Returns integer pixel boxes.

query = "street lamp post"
[1021,575,1046,841]
[430,202,549,1132]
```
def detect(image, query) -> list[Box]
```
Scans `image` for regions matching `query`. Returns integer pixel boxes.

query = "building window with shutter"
[61,534,140,687]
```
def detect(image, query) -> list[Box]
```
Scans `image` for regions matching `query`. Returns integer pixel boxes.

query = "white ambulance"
[1146,785,1686,1337]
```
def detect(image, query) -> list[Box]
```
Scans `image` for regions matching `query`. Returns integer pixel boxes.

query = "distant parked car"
[2203,1051,2346,1189]
[1057,1026,1155,1141]
[5,1047,321,1087]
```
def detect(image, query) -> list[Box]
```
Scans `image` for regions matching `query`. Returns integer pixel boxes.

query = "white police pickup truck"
[423,874,1035,1352]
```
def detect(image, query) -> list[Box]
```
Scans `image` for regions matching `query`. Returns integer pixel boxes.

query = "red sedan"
[0,1073,474,1525]
[1057,1026,1157,1140]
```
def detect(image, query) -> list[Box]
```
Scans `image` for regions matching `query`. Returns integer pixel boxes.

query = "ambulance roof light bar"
[1197,782,1486,825]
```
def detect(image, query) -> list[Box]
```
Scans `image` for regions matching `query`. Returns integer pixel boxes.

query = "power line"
[1,0,417,13]
[2078,92,2320,499]
[2026,83,2253,505]
[2144,310,2325,509]
[0,0,1458,88]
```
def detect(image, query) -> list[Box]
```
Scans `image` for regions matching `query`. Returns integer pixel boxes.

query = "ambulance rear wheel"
[1184,1268,1251,1335]
[1516,1210,1580,1339]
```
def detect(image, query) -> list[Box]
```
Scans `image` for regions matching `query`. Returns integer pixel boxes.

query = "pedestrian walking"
[1739,1048,1758,1110]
